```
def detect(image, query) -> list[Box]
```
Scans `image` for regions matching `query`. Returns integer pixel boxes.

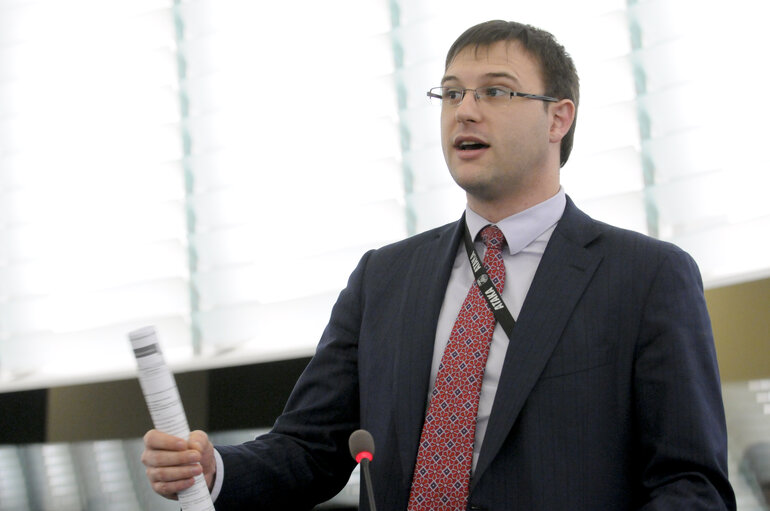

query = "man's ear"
[548,99,576,143]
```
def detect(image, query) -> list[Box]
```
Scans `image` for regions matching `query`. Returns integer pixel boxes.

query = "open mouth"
[457,142,489,151]
[455,138,490,151]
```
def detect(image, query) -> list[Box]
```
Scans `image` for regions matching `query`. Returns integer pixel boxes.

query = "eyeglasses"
[427,86,558,107]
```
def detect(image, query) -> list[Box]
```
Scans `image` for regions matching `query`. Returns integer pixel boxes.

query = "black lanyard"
[462,221,516,339]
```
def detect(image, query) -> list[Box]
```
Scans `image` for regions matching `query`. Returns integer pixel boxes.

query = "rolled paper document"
[129,326,215,511]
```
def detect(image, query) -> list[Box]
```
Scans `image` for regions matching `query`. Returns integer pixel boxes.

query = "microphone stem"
[361,458,377,511]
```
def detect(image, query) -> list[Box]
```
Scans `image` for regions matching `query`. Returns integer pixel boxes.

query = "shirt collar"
[465,188,566,255]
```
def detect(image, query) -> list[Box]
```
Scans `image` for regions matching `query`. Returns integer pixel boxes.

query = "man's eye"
[445,89,463,100]
[483,87,510,98]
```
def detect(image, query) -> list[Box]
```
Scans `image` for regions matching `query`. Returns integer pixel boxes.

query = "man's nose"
[455,91,482,123]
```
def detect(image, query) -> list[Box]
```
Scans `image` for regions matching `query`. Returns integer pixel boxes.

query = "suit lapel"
[393,217,466,484]
[471,199,604,488]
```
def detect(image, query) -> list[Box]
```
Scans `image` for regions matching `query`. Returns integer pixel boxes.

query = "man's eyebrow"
[440,72,522,85]
[485,72,521,84]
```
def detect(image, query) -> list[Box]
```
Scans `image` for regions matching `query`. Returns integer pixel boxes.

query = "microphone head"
[348,429,375,463]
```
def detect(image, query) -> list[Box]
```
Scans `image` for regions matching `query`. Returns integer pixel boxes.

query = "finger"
[188,430,211,453]
[143,429,187,451]
[148,475,195,500]
[142,444,202,469]
[146,462,202,483]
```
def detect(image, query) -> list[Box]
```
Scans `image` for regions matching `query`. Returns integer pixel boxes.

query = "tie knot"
[480,225,505,250]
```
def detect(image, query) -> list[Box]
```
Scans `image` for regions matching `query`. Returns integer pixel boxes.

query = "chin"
[451,175,499,201]
[448,162,486,183]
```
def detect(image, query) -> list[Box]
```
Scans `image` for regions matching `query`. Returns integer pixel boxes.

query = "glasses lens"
[443,88,463,106]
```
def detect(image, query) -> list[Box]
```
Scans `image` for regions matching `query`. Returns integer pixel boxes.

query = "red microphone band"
[355,451,373,463]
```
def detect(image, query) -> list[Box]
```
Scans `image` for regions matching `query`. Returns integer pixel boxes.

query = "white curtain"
[0,1,191,384]
[1,0,768,389]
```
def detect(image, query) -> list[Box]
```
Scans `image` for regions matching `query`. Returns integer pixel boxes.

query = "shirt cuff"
[210,447,224,502]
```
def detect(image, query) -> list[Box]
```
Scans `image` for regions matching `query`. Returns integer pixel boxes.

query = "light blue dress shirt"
[429,188,566,472]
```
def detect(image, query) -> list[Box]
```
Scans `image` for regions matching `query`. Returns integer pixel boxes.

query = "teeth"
[458,140,486,149]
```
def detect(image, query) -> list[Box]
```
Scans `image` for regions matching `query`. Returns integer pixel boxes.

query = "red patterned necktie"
[407,224,506,510]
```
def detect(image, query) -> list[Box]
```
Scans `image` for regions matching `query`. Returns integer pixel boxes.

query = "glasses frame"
[427,86,559,106]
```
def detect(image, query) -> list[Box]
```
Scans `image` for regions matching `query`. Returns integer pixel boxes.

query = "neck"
[468,183,560,223]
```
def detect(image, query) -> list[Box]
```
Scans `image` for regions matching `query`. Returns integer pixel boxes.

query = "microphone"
[348,429,377,511]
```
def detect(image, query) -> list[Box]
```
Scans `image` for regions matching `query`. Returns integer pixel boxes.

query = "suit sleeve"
[633,248,736,510]
[212,251,373,510]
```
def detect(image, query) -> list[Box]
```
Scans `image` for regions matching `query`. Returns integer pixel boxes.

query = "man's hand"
[142,429,216,500]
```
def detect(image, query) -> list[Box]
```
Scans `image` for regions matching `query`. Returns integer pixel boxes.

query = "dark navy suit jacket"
[215,197,736,510]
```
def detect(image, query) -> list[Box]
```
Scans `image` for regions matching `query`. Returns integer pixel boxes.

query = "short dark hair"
[446,20,580,167]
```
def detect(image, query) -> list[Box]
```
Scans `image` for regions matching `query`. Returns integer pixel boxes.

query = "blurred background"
[0,0,768,509]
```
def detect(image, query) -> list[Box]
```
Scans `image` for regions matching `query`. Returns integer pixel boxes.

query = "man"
[143,20,736,510]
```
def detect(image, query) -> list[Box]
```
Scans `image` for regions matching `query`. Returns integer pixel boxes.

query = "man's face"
[441,41,554,206]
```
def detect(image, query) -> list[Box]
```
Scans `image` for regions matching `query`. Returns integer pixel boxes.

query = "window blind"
[0,0,191,387]
[627,0,770,286]
[174,0,404,361]
[1,0,768,390]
